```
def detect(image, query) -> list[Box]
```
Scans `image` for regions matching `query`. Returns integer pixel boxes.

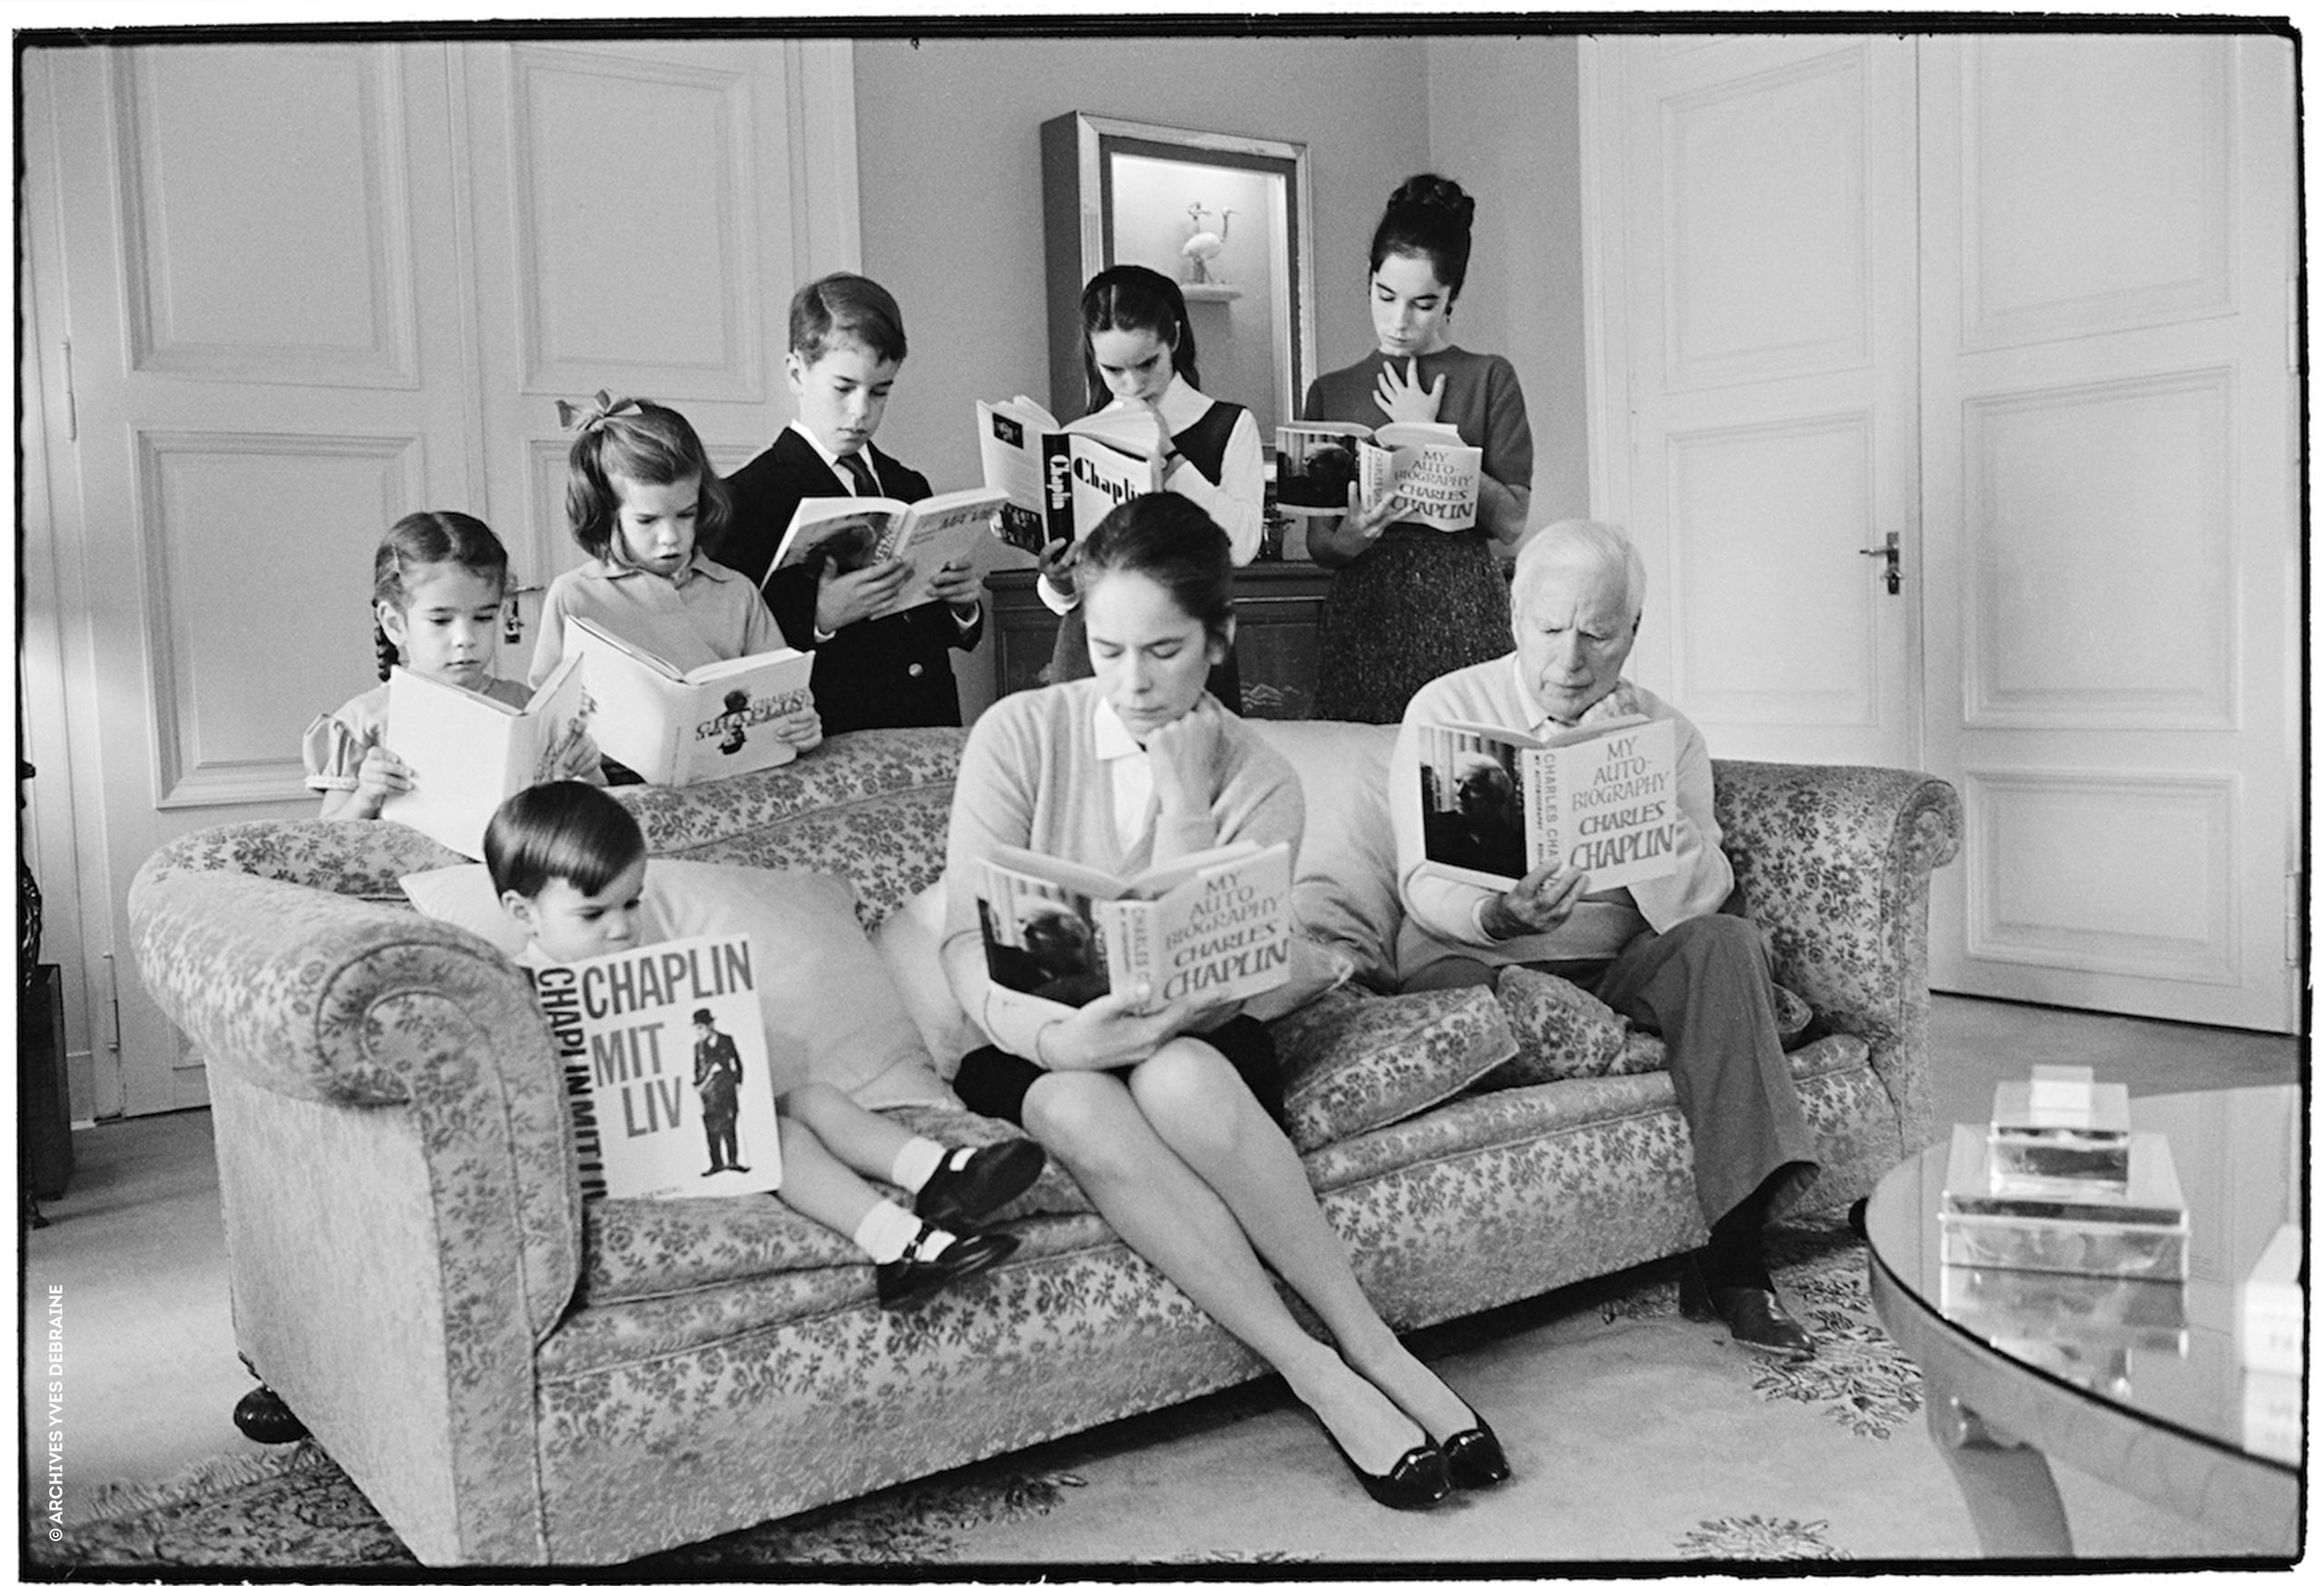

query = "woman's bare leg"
[1022,1066,1430,1475]
[1128,1039,1478,1442]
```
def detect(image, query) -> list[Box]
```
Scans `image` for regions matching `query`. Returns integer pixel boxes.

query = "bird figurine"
[1181,203,1233,285]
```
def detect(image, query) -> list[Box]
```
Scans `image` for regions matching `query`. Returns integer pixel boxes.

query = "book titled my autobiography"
[975,842,1294,1015]
[1411,714,1680,892]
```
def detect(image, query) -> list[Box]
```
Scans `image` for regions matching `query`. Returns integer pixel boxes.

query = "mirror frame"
[1040,112,1316,437]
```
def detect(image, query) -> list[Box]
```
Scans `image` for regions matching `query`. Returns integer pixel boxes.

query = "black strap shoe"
[1679,1256,1817,1361]
[875,1226,1019,1313]
[232,1384,309,1443]
[914,1138,1048,1229]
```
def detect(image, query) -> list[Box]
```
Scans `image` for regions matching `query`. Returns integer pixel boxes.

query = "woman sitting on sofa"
[938,493,1507,1512]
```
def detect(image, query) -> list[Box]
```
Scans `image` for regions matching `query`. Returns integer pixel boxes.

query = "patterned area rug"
[28,1214,2229,1571]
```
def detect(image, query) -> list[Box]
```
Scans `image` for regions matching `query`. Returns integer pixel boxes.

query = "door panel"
[1594,35,1922,770]
[1921,34,2297,1030]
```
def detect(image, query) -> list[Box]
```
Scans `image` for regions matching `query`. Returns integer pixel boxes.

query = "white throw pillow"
[871,881,984,1080]
[400,858,957,1111]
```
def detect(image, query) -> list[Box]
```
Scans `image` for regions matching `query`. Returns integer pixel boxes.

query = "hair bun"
[1387,173,1474,231]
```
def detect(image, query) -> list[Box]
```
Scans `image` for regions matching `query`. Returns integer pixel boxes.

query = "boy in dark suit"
[718,274,982,734]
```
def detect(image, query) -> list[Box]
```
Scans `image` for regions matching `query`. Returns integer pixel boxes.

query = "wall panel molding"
[1964,767,2239,983]
[113,46,421,389]
[138,429,423,806]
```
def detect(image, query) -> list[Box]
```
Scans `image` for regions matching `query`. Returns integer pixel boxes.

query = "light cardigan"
[1392,657,1733,980]
[940,678,1304,1057]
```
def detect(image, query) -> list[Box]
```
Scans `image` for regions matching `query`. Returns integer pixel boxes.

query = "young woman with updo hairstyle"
[940,493,1510,1511]
[1300,174,1534,723]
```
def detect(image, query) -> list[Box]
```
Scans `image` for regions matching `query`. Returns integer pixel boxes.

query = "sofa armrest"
[129,863,582,1339]
[1712,761,1963,1156]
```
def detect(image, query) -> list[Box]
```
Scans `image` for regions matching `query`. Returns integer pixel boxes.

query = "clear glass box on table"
[1939,1124,2188,1282]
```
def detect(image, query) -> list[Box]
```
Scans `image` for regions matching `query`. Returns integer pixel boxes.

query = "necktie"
[838,452,878,497]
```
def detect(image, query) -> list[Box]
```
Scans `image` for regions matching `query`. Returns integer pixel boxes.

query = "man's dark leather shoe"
[232,1384,309,1443]
[914,1139,1047,1229]
[876,1226,1018,1313]
[1679,1259,1817,1360]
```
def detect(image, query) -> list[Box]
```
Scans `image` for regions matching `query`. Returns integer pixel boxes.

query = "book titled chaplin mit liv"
[523,932,784,1200]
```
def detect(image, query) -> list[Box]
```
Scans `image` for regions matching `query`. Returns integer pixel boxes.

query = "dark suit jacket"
[717,429,984,734]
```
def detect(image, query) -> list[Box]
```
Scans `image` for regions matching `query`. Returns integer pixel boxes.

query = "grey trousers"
[1410,909,1820,1228]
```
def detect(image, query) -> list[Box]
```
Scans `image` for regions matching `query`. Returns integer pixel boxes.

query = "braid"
[373,616,399,682]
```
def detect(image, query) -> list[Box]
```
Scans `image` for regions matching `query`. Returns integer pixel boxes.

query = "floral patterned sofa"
[128,722,1961,1567]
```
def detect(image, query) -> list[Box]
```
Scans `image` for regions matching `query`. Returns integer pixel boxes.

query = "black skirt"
[952,1014,1284,1131]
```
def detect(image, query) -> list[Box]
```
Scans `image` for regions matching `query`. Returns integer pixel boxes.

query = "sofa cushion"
[1485,965,1639,1085]
[401,858,954,1110]
[1247,719,1403,987]
[1270,984,1517,1153]
[872,882,984,1079]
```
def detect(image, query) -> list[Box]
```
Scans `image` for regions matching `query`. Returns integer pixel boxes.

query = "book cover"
[564,616,815,787]
[380,651,592,859]
[765,487,1005,620]
[1275,420,1483,530]
[522,932,785,1200]
[975,842,1294,1015]
[1412,715,1680,892]
[978,395,1064,555]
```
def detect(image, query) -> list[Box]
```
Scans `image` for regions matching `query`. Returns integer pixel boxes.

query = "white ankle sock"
[889,1138,954,1194]
[852,1200,950,1265]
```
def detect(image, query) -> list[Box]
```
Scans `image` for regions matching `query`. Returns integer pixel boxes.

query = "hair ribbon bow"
[556,390,644,432]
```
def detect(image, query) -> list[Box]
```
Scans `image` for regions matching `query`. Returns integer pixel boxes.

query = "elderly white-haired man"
[1390,518,1821,1359]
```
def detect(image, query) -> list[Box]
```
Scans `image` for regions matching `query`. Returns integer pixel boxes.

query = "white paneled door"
[22,39,857,1115]
[1589,34,1922,771]
[1586,32,2298,1033]
[1918,35,2298,1031]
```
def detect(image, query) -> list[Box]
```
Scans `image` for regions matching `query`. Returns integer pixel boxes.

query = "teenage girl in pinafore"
[526,395,821,758]
[1039,265,1264,710]
[943,494,1512,1511]
[303,510,603,819]
[1301,174,1535,724]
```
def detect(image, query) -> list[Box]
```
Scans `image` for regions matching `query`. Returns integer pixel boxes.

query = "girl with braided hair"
[301,509,604,821]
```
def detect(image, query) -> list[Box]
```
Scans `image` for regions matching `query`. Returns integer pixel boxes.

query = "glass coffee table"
[1866,1084,2301,1557]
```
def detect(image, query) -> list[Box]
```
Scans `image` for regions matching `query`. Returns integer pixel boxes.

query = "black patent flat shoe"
[1679,1256,1817,1361]
[232,1384,308,1443]
[1440,1406,1511,1489]
[875,1226,1017,1313]
[914,1138,1048,1229]
[1310,1411,1452,1510]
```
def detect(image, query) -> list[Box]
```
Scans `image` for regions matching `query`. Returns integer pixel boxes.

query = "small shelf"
[1180,282,1242,303]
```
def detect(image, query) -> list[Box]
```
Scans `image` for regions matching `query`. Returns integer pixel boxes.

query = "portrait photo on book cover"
[1420,739,1529,882]
[978,890,1111,1008]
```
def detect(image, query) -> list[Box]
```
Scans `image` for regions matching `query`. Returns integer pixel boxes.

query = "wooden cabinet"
[984,562,1335,720]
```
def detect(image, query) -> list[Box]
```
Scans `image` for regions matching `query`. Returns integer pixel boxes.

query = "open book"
[522,932,785,1200]
[763,486,1005,620]
[1276,421,1483,531]
[975,842,1293,1014]
[1411,714,1679,891]
[381,651,591,859]
[564,616,814,787]
[977,395,1162,555]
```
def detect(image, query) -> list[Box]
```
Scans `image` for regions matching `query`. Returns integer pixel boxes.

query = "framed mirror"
[1041,112,1315,443]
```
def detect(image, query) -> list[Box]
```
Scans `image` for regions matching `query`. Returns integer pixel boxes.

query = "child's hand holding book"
[347,740,414,820]
[815,557,914,632]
